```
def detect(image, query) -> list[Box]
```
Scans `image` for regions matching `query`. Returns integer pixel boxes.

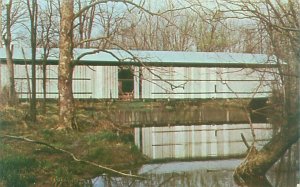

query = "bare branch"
[74,0,155,20]
[241,133,250,149]
[77,36,109,46]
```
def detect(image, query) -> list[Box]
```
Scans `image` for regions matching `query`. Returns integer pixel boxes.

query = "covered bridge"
[0,48,280,99]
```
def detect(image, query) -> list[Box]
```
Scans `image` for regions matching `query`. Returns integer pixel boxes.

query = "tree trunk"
[5,46,16,106]
[28,0,38,122]
[58,0,75,130]
[4,0,17,106]
[0,0,2,92]
[0,0,2,48]
[233,113,299,187]
[86,6,95,48]
[42,60,47,114]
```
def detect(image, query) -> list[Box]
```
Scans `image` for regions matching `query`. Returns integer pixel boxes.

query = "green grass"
[85,147,113,163]
[88,131,119,143]
[85,131,134,144]
[0,120,14,130]
[40,129,55,140]
[0,155,38,187]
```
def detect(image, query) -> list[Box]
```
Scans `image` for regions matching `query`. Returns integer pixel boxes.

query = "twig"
[0,135,147,180]
[241,133,250,149]
[244,106,256,143]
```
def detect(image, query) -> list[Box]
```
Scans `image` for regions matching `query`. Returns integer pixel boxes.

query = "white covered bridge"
[0,48,280,99]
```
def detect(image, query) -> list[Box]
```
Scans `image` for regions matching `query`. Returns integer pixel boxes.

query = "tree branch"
[77,36,109,46]
[241,133,250,149]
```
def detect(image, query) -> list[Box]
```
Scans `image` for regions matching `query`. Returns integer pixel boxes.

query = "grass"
[53,167,87,187]
[0,155,38,187]
[0,101,149,186]
[86,131,119,143]
[86,131,134,144]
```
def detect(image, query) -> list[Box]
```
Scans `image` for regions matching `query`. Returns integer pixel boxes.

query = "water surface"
[90,156,299,187]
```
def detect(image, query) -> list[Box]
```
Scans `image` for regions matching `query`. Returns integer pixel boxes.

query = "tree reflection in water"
[89,143,298,187]
[92,170,235,187]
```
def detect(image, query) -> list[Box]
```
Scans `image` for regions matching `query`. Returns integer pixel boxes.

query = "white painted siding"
[94,66,118,98]
[135,67,277,99]
[0,64,118,99]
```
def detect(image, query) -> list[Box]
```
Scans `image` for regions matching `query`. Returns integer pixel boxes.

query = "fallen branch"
[0,135,147,180]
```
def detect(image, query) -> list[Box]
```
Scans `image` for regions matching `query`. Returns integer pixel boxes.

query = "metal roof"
[0,48,279,67]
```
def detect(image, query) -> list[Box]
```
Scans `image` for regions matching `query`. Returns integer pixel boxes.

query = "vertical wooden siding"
[135,67,278,99]
[0,64,118,99]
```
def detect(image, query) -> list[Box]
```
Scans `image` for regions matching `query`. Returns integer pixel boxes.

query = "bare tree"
[3,0,17,106]
[26,0,38,121]
[113,2,243,52]
[75,0,96,48]
[37,0,60,113]
[191,10,235,52]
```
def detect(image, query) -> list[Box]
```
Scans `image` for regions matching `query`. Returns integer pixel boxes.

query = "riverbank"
[0,99,254,186]
[0,101,149,186]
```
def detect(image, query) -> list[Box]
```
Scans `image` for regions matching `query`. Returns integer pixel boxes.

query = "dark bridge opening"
[248,98,268,123]
[118,67,134,100]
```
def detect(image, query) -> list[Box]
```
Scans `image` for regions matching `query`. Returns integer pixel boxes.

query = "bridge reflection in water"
[108,100,273,159]
[88,100,298,187]
[134,123,273,159]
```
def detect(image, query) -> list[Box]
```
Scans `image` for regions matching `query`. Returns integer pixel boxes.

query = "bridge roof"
[0,48,279,68]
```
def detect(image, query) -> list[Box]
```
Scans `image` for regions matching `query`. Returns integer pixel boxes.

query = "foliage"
[86,131,134,144]
[0,155,38,187]
[53,167,82,187]
[40,129,55,140]
[87,131,119,143]
[130,144,140,155]
[85,147,113,163]
[0,106,25,123]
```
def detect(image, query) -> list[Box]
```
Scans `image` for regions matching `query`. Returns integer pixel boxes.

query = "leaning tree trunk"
[233,112,299,187]
[58,0,75,130]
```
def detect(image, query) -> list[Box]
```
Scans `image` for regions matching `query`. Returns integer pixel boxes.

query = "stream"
[89,145,299,187]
